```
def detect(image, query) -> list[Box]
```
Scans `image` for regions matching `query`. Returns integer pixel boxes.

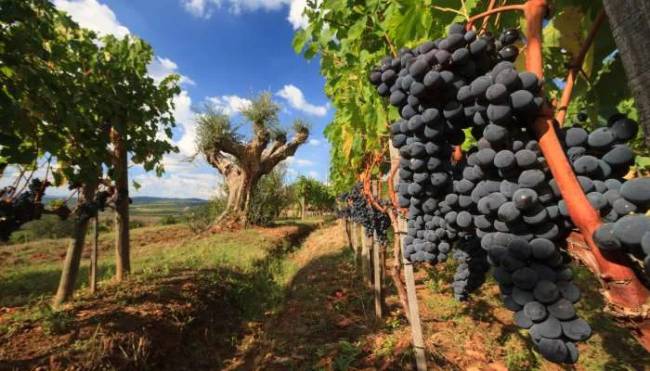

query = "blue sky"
[39,0,332,199]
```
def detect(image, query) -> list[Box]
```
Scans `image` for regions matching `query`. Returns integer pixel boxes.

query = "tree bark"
[111,126,130,281]
[53,183,96,307]
[89,216,99,294]
[206,129,308,228]
[602,0,650,145]
[301,195,306,220]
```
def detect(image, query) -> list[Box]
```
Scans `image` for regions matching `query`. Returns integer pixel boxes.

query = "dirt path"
[222,221,411,370]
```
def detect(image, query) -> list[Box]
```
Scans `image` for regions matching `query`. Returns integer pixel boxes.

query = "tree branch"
[249,123,271,158]
[260,130,309,174]
[206,151,241,177]
[215,135,247,160]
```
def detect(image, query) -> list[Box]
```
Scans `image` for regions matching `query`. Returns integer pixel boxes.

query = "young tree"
[197,93,309,227]
[99,35,179,281]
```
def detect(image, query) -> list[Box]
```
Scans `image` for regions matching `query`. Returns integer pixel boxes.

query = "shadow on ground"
[0,223,319,371]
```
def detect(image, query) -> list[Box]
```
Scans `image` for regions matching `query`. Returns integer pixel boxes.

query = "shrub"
[9,215,75,243]
[129,219,145,229]
[160,215,179,225]
[248,165,293,225]
[183,199,225,233]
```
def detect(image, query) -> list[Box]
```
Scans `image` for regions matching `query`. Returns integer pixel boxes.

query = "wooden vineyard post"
[89,215,99,294]
[361,226,373,286]
[372,179,383,319]
[353,222,362,268]
[398,216,427,370]
[343,218,353,251]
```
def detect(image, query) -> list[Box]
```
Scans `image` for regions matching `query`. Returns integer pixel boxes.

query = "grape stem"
[555,9,607,126]
[362,153,387,213]
[524,0,650,350]
[466,4,526,30]
[387,143,412,322]
[479,0,498,33]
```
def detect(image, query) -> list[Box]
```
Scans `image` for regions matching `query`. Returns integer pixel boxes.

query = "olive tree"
[197,93,309,228]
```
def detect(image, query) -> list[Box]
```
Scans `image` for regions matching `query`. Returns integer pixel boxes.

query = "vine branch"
[480,0,498,33]
[555,8,607,126]
[466,4,526,30]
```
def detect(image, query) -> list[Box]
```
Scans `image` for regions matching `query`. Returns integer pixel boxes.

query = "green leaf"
[292,29,309,54]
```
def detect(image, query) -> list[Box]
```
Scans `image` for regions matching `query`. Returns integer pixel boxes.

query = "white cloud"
[131,171,221,199]
[54,0,130,38]
[171,91,199,157]
[308,139,321,146]
[276,85,327,117]
[284,156,314,167]
[287,0,308,29]
[307,170,319,178]
[182,0,212,18]
[180,0,311,29]
[148,57,196,87]
[206,95,252,116]
[181,0,290,18]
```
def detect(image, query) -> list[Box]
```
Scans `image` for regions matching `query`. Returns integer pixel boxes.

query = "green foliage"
[294,0,644,190]
[1,0,179,195]
[293,175,336,212]
[195,107,236,154]
[241,91,280,130]
[9,216,75,243]
[159,215,179,225]
[184,199,226,233]
[248,165,294,225]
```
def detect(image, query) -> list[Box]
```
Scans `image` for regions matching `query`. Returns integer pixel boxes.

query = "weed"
[503,335,538,370]
[333,340,361,370]
[376,335,397,357]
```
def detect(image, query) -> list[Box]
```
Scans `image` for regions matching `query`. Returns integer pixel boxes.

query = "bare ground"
[1,221,649,370]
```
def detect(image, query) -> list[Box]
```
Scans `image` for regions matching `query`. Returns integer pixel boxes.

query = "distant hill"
[42,195,208,206]
[130,196,207,205]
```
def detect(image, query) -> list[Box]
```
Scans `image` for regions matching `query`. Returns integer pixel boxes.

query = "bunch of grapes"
[368,22,650,364]
[0,179,49,241]
[372,24,523,265]
[554,117,650,273]
[338,183,391,245]
[452,236,490,300]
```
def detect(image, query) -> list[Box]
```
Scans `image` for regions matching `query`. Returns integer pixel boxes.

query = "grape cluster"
[551,115,650,272]
[592,176,650,273]
[0,179,48,241]
[452,236,489,300]
[371,24,523,265]
[366,22,626,363]
[338,183,391,245]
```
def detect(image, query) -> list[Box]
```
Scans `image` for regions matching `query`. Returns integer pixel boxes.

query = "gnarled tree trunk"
[602,0,650,145]
[207,130,308,228]
[53,182,97,307]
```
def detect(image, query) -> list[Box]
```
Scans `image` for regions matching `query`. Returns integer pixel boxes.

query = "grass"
[0,220,319,369]
[0,221,312,308]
